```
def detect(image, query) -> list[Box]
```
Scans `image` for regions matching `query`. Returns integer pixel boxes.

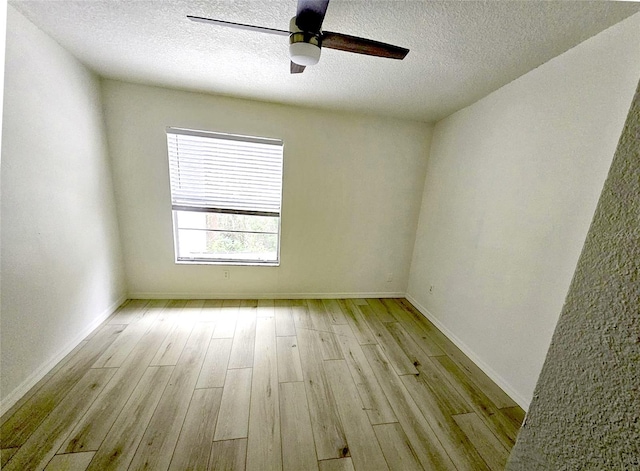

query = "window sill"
[175,259,280,267]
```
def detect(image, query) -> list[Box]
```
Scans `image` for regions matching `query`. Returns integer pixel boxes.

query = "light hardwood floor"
[1,298,525,471]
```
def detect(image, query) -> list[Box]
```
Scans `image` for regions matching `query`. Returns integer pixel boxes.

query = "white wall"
[0,2,6,369]
[0,0,6,151]
[0,7,126,411]
[102,80,432,298]
[407,13,640,408]
[507,80,640,470]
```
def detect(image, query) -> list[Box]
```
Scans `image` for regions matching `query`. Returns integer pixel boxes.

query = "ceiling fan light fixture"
[290,41,321,66]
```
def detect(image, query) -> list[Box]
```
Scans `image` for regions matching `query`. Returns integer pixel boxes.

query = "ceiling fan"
[187,0,409,74]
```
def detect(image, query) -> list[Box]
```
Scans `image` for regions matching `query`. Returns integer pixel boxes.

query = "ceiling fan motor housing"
[289,16,321,66]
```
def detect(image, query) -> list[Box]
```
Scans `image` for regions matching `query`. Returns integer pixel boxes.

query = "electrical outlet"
[223,270,230,280]
[386,273,393,283]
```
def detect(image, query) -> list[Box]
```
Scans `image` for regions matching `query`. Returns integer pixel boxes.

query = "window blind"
[167,128,284,217]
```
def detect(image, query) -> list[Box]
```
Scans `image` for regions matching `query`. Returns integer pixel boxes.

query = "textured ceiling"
[10,1,640,122]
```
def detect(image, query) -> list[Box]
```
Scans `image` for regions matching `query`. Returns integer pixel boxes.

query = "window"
[166,127,284,265]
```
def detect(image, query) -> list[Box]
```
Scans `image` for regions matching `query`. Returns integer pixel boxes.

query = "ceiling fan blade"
[187,15,290,36]
[296,0,330,33]
[290,62,306,74]
[322,32,409,60]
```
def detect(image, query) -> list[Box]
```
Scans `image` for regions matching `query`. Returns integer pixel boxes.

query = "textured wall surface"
[507,82,640,469]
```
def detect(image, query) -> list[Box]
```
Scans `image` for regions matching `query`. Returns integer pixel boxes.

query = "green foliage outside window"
[205,213,278,255]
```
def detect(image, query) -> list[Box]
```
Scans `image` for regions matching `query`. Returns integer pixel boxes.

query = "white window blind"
[167,128,284,216]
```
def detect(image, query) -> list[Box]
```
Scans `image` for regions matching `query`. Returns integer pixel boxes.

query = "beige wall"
[407,13,640,408]
[508,80,640,470]
[0,0,5,153]
[1,7,126,411]
[101,80,432,298]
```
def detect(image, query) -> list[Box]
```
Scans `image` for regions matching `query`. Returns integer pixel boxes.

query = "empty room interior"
[1,1,639,470]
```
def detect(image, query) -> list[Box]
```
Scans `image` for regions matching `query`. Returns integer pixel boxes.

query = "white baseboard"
[0,294,127,417]
[128,291,406,300]
[405,294,530,410]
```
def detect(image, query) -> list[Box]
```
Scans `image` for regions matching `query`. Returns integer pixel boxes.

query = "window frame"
[166,127,284,266]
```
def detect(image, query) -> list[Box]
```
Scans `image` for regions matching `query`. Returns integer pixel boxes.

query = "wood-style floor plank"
[331,324,397,425]
[307,299,333,332]
[279,382,318,471]
[319,458,355,471]
[380,299,444,356]
[380,298,411,321]
[0,339,87,428]
[500,405,526,430]
[228,302,257,369]
[86,366,173,471]
[372,423,423,471]
[150,300,194,366]
[44,452,95,471]
[444,343,517,410]
[213,300,238,338]
[196,338,232,389]
[214,368,253,441]
[92,299,167,368]
[184,298,207,314]
[317,330,344,360]
[324,360,389,471]
[3,368,115,471]
[401,374,489,471]
[200,299,223,323]
[322,299,348,325]
[246,317,281,471]
[366,299,397,323]
[359,305,418,376]
[384,320,442,362]
[62,307,178,453]
[296,327,348,460]
[277,336,304,383]
[1,448,18,467]
[362,344,457,471]
[0,324,123,449]
[292,299,313,330]
[274,300,296,336]
[385,321,471,416]
[3,298,522,471]
[397,299,517,409]
[257,298,275,317]
[453,412,510,471]
[128,323,214,471]
[106,299,148,324]
[209,439,247,471]
[433,355,521,449]
[338,299,378,345]
[168,388,223,471]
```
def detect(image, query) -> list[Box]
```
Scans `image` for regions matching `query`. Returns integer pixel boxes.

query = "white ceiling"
[10,1,640,122]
